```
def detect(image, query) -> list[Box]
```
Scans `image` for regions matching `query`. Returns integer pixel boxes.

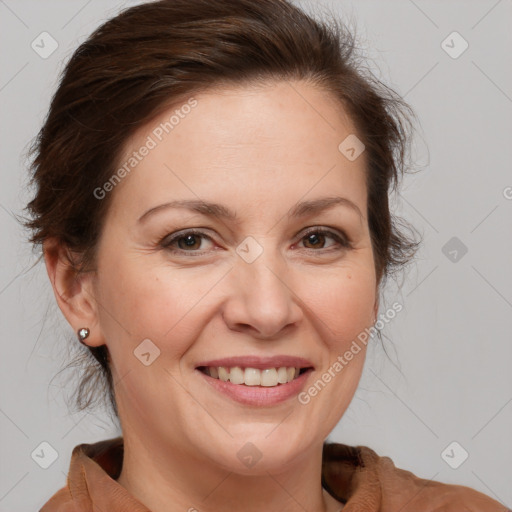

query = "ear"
[43,238,104,347]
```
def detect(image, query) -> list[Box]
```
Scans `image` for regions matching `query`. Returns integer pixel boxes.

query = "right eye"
[160,229,216,255]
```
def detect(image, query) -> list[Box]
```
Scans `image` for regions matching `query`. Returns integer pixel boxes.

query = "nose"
[221,247,303,340]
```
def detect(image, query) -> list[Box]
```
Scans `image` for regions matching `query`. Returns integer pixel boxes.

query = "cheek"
[95,257,222,359]
[304,267,376,343]
[295,268,374,432]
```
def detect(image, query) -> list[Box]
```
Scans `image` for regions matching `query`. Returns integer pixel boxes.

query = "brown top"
[40,437,508,511]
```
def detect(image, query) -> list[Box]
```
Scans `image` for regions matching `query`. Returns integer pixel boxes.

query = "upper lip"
[195,355,315,370]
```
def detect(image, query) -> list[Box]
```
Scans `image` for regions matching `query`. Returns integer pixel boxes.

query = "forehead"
[109,80,368,221]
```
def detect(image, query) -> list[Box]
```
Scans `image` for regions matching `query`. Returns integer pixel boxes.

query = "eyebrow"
[138,196,363,223]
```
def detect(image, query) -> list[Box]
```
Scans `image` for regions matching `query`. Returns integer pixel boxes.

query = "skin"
[44,79,379,512]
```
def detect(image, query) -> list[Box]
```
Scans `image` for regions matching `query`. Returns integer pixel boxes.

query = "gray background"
[1,0,511,509]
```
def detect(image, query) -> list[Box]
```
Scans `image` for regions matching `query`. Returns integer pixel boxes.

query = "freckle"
[347,274,352,279]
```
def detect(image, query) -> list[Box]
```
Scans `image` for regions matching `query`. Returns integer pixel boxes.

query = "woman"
[24,0,505,510]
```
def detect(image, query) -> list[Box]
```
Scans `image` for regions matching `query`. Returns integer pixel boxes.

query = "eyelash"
[160,227,352,256]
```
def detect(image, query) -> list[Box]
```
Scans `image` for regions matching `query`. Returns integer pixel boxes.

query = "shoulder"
[39,487,74,512]
[322,442,508,511]
[39,437,124,512]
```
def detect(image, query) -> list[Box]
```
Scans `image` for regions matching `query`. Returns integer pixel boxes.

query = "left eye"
[297,229,349,250]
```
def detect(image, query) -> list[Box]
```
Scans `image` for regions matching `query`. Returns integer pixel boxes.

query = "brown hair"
[25,0,420,418]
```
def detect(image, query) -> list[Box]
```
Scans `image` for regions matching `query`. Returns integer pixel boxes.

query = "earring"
[77,327,90,345]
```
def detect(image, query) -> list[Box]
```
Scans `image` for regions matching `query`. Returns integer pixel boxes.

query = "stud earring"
[77,327,90,345]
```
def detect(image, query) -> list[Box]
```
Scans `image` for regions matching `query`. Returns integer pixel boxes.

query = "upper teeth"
[204,366,301,386]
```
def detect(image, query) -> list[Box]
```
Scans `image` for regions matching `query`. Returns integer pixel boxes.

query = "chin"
[201,431,315,476]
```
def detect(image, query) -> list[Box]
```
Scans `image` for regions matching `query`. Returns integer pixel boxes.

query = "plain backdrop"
[0,0,511,509]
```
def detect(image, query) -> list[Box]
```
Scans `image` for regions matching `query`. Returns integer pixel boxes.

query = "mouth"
[196,366,313,387]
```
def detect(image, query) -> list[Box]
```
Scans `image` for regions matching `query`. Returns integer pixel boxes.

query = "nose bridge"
[240,236,290,304]
[243,239,287,296]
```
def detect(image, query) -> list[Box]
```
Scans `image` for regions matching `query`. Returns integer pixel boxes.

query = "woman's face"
[90,80,378,472]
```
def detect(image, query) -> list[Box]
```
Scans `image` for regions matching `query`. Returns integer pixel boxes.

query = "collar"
[40,437,506,511]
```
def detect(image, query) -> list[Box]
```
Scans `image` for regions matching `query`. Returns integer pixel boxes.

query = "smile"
[196,365,314,406]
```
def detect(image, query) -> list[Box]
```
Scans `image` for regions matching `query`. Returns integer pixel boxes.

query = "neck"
[116,430,343,512]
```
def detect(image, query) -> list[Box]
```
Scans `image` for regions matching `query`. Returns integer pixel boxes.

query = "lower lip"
[196,369,313,406]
